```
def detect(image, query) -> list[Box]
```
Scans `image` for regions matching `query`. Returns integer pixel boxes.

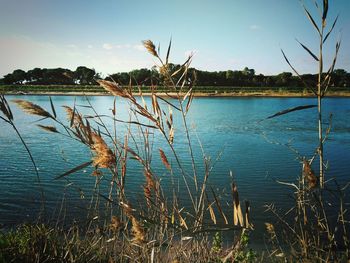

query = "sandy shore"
[3,91,350,97]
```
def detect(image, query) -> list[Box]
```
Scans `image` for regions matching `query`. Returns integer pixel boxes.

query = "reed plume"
[143,169,155,206]
[36,124,58,133]
[303,160,317,189]
[159,149,171,170]
[91,133,116,168]
[142,40,158,57]
[131,216,146,244]
[110,216,123,232]
[12,99,53,118]
[97,80,128,97]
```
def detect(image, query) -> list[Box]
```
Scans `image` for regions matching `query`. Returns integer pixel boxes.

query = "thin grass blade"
[165,38,172,65]
[49,96,56,118]
[267,105,317,119]
[303,5,321,35]
[323,15,339,43]
[55,161,92,179]
[296,39,319,61]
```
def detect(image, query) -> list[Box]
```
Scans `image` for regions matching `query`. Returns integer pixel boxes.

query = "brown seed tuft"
[110,216,123,232]
[143,169,156,206]
[303,160,317,189]
[12,99,52,118]
[36,124,58,133]
[265,222,276,237]
[131,216,146,244]
[91,133,116,168]
[142,40,158,57]
[62,106,83,127]
[159,149,171,170]
[97,80,128,97]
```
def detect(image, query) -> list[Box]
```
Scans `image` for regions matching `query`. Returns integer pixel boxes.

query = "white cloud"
[133,44,145,52]
[249,24,261,30]
[100,43,146,52]
[67,44,77,48]
[0,36,154,77]
[87,44,93,49]
[102,43,113,50]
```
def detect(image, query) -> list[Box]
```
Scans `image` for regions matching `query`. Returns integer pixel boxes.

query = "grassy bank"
[1,84,350,97]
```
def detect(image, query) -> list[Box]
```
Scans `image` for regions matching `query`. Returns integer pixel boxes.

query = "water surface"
[1,95,349,242]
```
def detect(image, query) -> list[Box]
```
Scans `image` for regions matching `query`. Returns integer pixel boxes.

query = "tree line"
[1,65,349,88]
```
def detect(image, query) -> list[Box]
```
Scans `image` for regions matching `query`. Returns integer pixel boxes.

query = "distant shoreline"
[2,91,350,97]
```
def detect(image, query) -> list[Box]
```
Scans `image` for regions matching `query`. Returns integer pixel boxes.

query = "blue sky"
[0,0,349,77]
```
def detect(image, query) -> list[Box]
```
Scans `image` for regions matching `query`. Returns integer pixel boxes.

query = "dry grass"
[1,40,254,262]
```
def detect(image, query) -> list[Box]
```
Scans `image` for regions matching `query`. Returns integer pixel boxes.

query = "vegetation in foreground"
[0,1,349,262]
[0,40,256,262]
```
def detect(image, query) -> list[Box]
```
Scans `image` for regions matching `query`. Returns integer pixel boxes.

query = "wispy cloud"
[102,43,143,51]
[0,36,153,77]
[102,43,113,50]
[67,44,78,48]
[133,44,145,52]
[249,24,261,30]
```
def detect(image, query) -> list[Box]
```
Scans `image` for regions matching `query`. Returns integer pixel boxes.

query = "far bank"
[1,84,350,97]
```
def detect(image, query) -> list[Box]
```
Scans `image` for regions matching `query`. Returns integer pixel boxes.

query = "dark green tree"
[74,66,96,85]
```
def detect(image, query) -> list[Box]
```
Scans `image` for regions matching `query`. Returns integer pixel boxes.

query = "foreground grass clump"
[0,223,256,263]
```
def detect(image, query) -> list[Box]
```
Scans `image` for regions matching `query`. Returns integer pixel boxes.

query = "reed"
[264,1,349,262]
[1,41,252,262]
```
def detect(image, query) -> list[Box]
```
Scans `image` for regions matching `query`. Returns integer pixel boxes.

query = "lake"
[1,95,349,243]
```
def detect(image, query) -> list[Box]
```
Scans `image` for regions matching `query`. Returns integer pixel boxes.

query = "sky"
[0,0,349,78]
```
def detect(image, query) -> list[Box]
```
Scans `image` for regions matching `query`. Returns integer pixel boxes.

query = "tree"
[27,68,44,83]
[275,72,292,86]
[2,73,15,85]
[11,69,27,84]
[74,66,96,85]
[332,69,348,87]
[42,68,74,85]
[242,67,255,77]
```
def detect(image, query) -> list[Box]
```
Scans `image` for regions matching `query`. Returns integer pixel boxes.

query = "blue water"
[1,95,349,240]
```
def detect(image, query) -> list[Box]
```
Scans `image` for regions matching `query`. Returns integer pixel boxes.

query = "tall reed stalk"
[264,1,349,261]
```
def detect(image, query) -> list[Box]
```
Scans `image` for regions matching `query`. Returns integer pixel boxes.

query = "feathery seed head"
[142,40,158,57]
